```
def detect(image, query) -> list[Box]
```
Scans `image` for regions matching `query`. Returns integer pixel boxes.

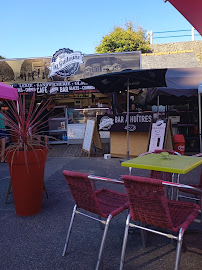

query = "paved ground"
[0,145,202,270]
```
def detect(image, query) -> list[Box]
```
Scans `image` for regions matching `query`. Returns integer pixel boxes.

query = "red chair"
[62,170,129,270]
[150,149,181,181]
[120,175,200,270]
[178,153,202,221]
[131,149,180,181]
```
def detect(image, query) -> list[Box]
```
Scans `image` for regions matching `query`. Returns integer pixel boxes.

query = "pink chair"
[178,153,202,221]
[131,149,180,183]
[150,149,181,181]
[62,170,129,270]
[120,175,200,270]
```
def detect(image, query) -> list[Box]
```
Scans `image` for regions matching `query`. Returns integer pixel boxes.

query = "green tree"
[0,55,5,59]
[96,22,150,54]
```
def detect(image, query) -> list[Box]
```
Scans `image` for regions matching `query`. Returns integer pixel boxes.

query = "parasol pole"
[126,78,130,160]
[157,95,160,118]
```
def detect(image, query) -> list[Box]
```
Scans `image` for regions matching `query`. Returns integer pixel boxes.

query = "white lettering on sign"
[60,87,69,92]
[115,115,125,123]
[69,86,80,90]
[37,87,48,93]
[129,114,152,123]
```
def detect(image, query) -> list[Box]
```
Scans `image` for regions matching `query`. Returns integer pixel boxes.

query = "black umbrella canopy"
[81,68,167,160]
[146,87,198,105]
[81,68,168,93]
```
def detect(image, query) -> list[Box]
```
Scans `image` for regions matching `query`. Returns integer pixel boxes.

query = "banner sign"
[12,81,97,95]
[48,48,84,77]
[0,50,140,86]
[97,113,153,132]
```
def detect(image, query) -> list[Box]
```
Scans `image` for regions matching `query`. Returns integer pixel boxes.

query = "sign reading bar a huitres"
[97,113,153,132]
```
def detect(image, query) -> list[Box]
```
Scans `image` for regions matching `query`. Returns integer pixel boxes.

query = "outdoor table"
[121,153,202,199]
[121,153,202,174]
[122,152,202,228]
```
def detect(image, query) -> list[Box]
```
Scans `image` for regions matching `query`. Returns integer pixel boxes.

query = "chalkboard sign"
[148,119,173,152]
[82,119,95,154]
[81,119,103,157]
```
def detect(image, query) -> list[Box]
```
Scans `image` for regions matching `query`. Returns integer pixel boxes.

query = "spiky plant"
[3,93,51,166]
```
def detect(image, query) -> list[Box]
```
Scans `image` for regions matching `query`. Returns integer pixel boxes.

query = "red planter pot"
[7,147,47,216]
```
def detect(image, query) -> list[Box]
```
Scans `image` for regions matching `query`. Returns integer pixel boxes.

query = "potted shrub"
[4,93,51,216]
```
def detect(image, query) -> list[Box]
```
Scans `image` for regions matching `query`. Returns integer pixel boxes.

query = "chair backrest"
[199,169,202,187]
[193,153,202,187]
[63,170,103,216]
[122,175,174,230]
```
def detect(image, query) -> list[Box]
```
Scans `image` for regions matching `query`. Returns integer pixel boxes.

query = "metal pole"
[146,31,150,43]
[198,93,202,152]
[126,78,130,160]
[157,95,160,119]
[150,30,153,45]
[17,100,19,114]
[192,27,195,41]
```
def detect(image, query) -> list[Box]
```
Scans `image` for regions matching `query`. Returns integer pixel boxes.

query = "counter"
[97,112,153,157]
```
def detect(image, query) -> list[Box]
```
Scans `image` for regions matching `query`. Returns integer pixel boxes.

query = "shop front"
[0,48,141,144]
[97,112,153,157]
[48,106,110,145]
[12,81,110,144]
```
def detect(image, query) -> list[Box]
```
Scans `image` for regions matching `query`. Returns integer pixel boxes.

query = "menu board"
[148,119,167,152]
[82,119,95,153]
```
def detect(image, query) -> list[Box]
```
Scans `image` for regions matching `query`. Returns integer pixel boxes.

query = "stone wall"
[141,51,200,69]
[148,41,202,66]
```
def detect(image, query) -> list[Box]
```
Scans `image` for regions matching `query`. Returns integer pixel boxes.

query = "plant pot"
[7,147,47,216]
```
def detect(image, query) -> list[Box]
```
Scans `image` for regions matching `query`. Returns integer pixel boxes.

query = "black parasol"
[81,68,167,94]
[81,68,168,160]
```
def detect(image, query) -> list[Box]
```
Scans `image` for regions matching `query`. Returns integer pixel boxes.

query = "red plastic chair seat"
[179,153,202,197]
[167,200,200,231]
[119,175,200,270]
[150,149,180,181]
[95,189,129,218]
[62,170,129,270]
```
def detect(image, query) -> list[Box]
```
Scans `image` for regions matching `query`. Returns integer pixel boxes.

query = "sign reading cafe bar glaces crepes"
[13,48,96,95]
[16,81,96,95]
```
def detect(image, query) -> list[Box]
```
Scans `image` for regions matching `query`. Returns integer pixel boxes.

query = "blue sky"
[1,0,201,59]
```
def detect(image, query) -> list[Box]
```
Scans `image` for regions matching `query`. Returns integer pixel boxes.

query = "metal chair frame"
[177,153,202,223]
[62,171,129,270]
[119,176,201,270]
